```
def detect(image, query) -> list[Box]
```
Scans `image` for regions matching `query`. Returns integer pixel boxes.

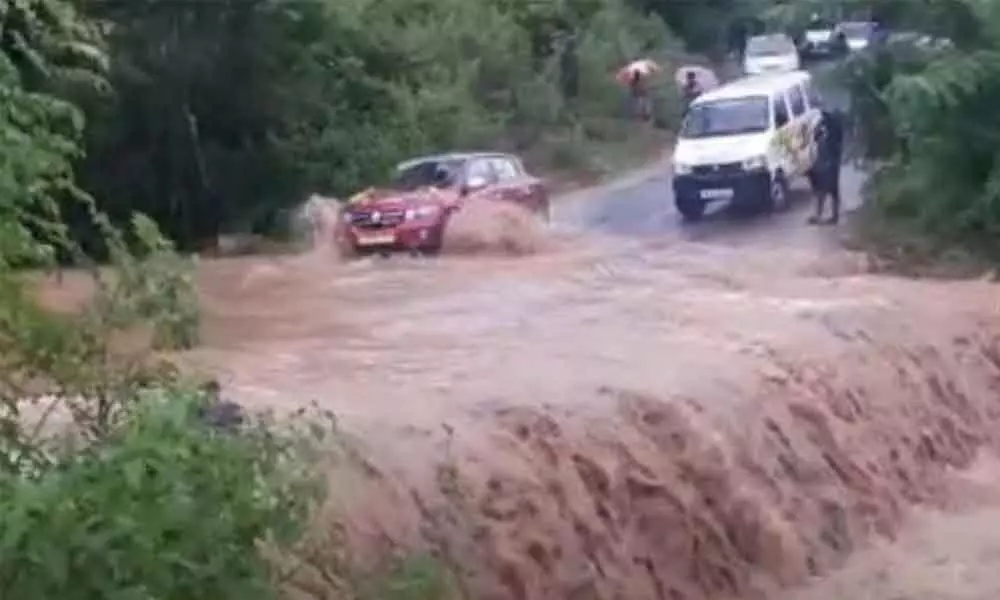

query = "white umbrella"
[616,59,661,85]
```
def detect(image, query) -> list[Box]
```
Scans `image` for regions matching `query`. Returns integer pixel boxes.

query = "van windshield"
[679,96,771,138]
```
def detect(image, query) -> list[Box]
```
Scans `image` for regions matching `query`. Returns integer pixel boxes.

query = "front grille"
[350,210,405,228]
[692,162,743,176]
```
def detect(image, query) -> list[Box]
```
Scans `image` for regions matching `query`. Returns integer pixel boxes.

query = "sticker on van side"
[775,119,817,174]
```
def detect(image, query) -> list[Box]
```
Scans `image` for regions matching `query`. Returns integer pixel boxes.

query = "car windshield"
[840,22,873,39]
[392,159,464,190]
[680,96,770,138]
[746,36,794,57]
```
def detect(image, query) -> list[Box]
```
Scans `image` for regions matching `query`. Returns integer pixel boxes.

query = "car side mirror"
[462,175,488,195]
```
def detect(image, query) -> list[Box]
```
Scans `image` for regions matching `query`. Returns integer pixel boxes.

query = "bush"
[0,393,325,600]
[836,0,1000,258]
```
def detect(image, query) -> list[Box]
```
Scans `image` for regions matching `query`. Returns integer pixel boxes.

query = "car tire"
[421,209,455,256]
[767,171,790,212]
[677,197,706,222]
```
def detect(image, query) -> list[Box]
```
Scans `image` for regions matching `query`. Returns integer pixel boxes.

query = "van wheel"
[768,172,790,212]
[677,197,706,222]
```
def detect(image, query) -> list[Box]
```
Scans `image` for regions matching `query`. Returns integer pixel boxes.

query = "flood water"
[34,192,1000,600]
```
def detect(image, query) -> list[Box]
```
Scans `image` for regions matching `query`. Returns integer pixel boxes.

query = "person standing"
[807,108,845,225]
[629,68,652,121]
[682,70,703,108]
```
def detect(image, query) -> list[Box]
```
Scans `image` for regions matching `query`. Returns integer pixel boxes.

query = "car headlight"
[673,162,693,175]
[405,205,440,220]
[742,155,767,170]
[341,212,355,224]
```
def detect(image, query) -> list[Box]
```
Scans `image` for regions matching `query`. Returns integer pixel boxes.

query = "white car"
[800,18,837,58]
[837,21,876,52]
[743,34,801,76]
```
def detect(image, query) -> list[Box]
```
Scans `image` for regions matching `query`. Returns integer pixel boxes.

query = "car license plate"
[356,231,395,246]
[700,188,733,200]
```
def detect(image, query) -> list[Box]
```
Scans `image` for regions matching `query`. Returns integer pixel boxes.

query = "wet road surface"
[556,163,865,244]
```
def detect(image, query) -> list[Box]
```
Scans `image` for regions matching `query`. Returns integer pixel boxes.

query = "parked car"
[836,20,877,52]
[798,16,843,59]
[743,34,800,75]
[337,152,549,255]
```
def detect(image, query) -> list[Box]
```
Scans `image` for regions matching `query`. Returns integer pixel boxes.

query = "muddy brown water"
[36,199,1000,600]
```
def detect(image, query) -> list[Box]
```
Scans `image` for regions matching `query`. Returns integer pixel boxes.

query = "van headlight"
[673,162,693,175]
[742,155,767,171]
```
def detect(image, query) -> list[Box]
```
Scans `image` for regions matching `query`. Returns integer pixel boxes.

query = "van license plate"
[700,188,733,200]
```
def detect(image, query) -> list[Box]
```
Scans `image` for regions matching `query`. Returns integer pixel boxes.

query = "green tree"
[836,0,1000,253]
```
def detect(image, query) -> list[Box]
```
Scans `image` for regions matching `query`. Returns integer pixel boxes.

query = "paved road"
[555,61,863,248]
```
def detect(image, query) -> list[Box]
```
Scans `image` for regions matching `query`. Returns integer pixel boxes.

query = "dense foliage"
[75,0,688,248]
[0,395,323,600]
[0,1,325,599]
[830,0,1000,255]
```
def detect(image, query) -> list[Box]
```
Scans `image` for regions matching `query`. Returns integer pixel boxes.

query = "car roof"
[693,71,811,104]
[746,33,796,52]
[395,152,513,170]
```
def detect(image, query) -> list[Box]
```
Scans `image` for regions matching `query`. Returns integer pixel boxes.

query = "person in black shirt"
[807,108,845,225]
[682,70,703,108]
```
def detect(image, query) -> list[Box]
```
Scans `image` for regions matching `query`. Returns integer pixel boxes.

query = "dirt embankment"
[183,238,1000,600]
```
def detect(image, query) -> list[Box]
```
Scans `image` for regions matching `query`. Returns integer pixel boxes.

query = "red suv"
[337,152,549,255]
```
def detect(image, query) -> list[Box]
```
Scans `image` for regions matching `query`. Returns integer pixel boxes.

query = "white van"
[671,71,823,221]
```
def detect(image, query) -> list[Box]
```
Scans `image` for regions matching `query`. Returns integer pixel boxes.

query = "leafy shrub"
[0,392,327,600]
[836,0,1000,256]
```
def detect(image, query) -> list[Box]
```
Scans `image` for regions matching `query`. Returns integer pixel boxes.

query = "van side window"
[773,95,790,127]
[789,85,806,116]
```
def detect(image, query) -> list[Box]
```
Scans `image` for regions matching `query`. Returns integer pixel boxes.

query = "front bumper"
[342,210,445,251]
[673,167,770,208]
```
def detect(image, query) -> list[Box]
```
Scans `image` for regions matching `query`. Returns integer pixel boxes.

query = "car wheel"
[676,197,706,222]
[765,171,790,213]
[421,209,455,256]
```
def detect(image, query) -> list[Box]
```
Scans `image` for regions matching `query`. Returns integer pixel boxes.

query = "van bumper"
[672,168,771,211]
